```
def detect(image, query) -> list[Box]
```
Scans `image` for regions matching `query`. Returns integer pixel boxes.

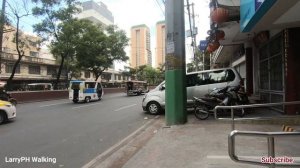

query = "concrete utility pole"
[165,0,187,125]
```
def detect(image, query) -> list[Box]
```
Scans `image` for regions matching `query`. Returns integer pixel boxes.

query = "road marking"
[114,104,137,111]
[72,102,103,109]
[40,102,69,107]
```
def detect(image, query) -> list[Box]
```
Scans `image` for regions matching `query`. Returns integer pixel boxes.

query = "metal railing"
[214,101,300,167]
[214,101,300,131]
[229,130,300,167]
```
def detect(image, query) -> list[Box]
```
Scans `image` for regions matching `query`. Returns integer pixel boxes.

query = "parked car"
[142,68,243,114]
[0,100,16,124]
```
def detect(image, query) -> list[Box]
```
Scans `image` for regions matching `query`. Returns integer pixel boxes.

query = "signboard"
[255,0,265,11]
[199,40,208,51]
[240,0,277,32]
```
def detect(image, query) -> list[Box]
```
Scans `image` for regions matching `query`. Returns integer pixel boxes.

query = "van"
[27,83,53,91]
[142,68,243,114]
[69,80,103,103]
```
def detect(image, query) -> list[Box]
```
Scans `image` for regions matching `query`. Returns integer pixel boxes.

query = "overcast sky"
[2,0,210,68]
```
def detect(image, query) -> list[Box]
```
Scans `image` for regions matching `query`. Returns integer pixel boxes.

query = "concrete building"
[0,25,60,90]
[208,0,300,114]
[155,21,166,68]
[77,0,114,26]
[76,0,128,86]
[130,24,152,68]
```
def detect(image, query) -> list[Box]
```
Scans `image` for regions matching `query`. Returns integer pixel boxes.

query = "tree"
[5,0,30,90]
[189,50,211,72]
[76,24,129,81]
[32,0,80,89]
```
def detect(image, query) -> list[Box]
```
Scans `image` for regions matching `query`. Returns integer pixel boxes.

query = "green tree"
[76,25,129,81]
[32,0,80,89]
[190,50,210,72]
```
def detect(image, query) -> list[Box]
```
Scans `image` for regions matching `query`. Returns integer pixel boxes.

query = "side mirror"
[160,85,165,91]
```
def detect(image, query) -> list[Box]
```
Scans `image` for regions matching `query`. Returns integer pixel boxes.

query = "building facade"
[76,0,128,85]
[77,0,114,26]
[130,24,152,68]
[155,21,166,68]
[208,0,300,114]
[0,25,61,90]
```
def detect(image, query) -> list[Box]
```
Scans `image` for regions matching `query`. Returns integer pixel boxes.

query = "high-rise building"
[77,0,114,26]
[155,21,165,68]
[130,25,152,68]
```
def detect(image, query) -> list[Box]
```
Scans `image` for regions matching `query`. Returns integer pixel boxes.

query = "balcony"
[1,52,57,65]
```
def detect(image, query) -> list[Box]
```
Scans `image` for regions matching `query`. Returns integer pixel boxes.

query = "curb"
[82,116,163,168]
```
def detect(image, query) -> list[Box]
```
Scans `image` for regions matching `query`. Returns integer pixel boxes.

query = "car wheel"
[147,102,161,115]
[0,112,6,124]
[85,97,91,103]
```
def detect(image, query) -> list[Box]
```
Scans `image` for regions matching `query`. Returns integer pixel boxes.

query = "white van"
[142,68,243,114]
[69,80,103,103]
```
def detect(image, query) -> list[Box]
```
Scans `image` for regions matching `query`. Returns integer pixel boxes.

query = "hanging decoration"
[211,7,229,23]
[207,41,220,53]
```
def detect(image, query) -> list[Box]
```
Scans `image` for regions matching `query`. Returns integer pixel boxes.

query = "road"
[0,93,155,168]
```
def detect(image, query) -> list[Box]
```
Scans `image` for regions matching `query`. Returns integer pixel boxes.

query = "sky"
[1,0,210,69]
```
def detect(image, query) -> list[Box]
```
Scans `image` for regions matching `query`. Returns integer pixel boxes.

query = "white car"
[0,100,16,124]
[142,68,243,115]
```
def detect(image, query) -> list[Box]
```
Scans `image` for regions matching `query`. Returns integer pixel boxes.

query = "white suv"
[0,100,16,124]
[142,68,243,115]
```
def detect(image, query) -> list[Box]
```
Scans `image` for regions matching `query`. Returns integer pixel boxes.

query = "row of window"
[5,63,57,75]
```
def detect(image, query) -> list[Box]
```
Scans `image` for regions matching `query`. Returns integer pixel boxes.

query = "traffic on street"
[0,93,155,168]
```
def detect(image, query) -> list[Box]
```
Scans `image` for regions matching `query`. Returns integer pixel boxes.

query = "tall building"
[76,1,128,84]
[130,25,152,68]
[77,0,114,26]
[155,21,166,68]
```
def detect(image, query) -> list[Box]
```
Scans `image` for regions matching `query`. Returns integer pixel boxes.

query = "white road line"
[114,104,137,111]
[72,102,103,109]
[40,102,69,107]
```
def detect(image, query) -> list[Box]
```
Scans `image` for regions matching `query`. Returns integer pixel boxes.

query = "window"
[29,65,41,74]
[85,71,90,78]
[47,66,57,75]
[6,63,20,74]
[30,51,38,57]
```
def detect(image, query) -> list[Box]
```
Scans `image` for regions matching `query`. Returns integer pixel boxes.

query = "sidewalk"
[85,111,300,168]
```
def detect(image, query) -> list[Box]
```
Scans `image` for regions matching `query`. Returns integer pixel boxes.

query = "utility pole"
[0,0,6,74]
[165,0,187,125]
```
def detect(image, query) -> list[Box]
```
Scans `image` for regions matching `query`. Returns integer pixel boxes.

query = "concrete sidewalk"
[86,113,300,168]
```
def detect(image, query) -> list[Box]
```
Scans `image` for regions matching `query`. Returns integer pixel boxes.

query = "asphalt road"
[0,93,155,168]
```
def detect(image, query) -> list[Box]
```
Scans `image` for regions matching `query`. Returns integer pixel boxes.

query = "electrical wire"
[153,0,165,16]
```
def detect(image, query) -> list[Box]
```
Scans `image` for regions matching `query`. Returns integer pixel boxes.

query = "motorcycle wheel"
[232,102,245,117]
[194,105,209,120]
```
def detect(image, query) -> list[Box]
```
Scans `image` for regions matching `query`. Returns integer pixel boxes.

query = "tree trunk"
[54,53,65,89]
[6,16,23,91]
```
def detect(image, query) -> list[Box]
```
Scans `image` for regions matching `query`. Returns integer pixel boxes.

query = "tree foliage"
[188,50,210,72]
[75,24,129,81]
[31,0,80,89]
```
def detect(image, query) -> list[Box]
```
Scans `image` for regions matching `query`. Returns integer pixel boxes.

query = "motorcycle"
[193,86,248,120]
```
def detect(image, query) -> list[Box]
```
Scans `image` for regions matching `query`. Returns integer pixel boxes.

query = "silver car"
[142,68,243,115]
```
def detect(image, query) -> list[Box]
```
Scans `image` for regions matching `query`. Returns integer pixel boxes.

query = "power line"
[154,0,165,16]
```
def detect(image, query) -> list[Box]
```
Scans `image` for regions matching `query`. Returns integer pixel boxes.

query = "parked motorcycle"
[193,86,248,120]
